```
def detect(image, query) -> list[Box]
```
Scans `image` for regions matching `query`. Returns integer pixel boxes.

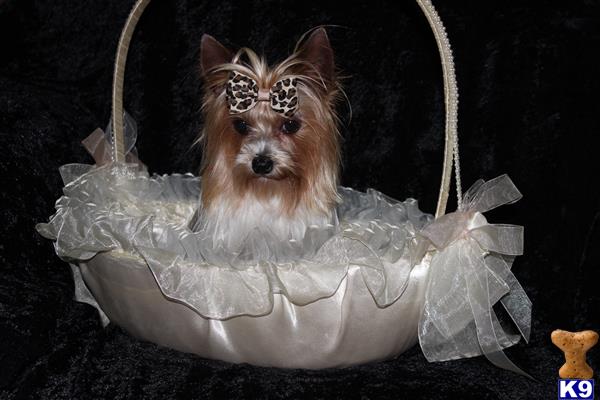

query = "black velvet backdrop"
[1,0,599,399]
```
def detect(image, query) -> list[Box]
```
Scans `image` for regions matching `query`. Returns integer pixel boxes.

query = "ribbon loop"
[470,223,524,256]
[461,174,522,213]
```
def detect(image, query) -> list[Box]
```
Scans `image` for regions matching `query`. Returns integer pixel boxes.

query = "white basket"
[38,0,532,374]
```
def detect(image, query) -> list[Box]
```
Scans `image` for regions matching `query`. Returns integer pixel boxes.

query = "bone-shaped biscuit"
[551,329,598,379]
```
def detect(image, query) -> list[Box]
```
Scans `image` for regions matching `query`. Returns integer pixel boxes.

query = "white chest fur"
[195,194,334,251]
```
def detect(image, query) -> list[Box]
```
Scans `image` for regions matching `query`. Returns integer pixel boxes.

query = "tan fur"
[198,31,342,219]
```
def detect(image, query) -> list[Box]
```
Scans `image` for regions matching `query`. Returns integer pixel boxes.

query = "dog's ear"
[297,28,335,83]
[200,34,233,76]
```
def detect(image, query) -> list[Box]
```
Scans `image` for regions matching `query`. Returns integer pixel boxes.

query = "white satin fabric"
[76,252,430,368]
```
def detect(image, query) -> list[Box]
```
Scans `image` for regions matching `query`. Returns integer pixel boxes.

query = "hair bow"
[225,72,299,117]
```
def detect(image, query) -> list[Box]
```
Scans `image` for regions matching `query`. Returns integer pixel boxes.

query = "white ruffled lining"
[36,163,432,320]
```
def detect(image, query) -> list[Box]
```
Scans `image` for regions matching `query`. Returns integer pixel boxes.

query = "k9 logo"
[558,380,594,399]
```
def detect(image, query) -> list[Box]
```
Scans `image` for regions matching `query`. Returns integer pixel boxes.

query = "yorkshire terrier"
[195,28,342,251]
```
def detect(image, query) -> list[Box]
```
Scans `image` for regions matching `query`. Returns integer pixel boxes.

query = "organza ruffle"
[36,163,432,319]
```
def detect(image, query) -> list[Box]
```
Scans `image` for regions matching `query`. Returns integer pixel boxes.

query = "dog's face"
[199,29,341,217]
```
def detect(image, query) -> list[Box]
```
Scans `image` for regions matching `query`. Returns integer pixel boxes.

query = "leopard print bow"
[225,72,299,117]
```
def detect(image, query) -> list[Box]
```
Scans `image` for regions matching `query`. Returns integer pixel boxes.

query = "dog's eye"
[232,118,249,135]
[281,119,301,134]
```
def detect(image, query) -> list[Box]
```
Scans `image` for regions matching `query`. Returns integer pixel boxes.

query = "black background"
[1,0,599,399]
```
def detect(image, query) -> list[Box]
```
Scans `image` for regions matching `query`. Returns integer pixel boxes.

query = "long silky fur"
[196,34,342,247]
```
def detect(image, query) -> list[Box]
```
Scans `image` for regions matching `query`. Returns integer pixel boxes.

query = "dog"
[194,28,342,251]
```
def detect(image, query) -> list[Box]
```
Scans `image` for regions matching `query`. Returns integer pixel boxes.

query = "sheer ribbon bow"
[418,175,532,378]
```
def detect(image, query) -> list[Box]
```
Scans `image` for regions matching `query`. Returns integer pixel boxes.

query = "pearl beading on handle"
[416,0,463,217]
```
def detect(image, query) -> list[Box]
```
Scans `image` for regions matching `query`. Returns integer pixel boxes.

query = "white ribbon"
[418,175,532,378]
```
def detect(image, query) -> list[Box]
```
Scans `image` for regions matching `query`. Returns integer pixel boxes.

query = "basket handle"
[110,0,463,217]
[111,0,151,163]
[416,0,463,217]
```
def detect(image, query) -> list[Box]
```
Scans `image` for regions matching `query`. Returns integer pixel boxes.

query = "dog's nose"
[252,155,273,175]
